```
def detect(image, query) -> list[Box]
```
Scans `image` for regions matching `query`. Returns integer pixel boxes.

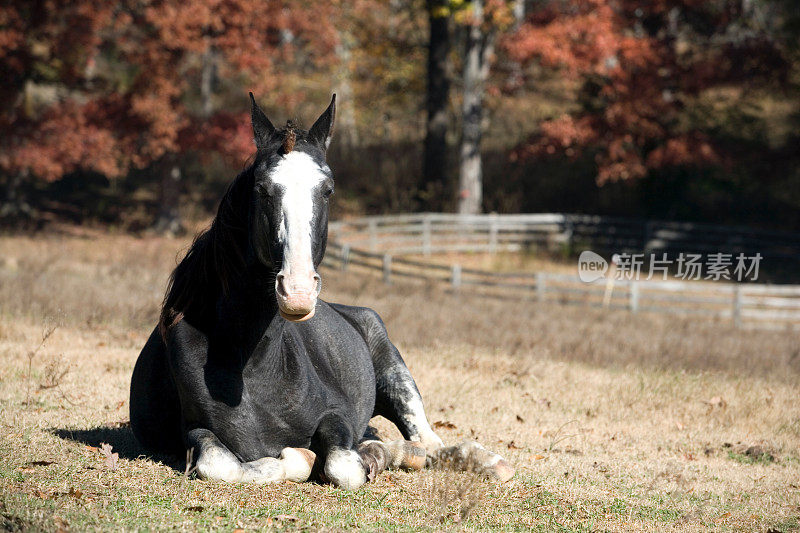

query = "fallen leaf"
[99,442,119,471]
[532,454,545,460]
[506,441,520,449]
[516,415,525,423]
[68,487,83,499]
[185,506,204,512]
[432,421,456,430]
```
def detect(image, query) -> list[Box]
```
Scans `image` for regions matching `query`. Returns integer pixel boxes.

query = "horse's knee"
[324,447,367,490]
[195,444,244,482]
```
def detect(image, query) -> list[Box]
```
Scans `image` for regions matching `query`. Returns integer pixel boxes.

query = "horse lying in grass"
[130,94,514,489]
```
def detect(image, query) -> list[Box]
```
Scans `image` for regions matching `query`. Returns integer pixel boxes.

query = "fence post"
[563,219,574,254]
[643,221,654,254]
[451,264,462,290]
[369,219,378,252]
[423,216,432,256]
[733,285,742,328]
[536,272,546,302]
[629,282,639,313]
[489,214,498,254]
[382,254,392,284]
[340,244,350,271]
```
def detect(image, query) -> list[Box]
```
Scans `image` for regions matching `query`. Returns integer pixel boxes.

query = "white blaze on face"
[270,151,327,318]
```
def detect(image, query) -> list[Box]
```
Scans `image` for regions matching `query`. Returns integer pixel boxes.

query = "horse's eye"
[323,186,334,199]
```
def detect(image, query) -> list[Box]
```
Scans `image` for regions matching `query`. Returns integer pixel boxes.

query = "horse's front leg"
[333,306,443,454]
[188,428,315,483]
[332,306,515,483]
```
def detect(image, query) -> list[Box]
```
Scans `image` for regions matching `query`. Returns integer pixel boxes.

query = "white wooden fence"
[323,213,800,330]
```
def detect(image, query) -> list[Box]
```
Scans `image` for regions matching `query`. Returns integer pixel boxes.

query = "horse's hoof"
[488,458,515,483]
[281,447,316,482]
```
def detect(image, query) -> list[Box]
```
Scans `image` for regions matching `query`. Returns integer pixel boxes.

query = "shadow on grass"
[51,426,184,471]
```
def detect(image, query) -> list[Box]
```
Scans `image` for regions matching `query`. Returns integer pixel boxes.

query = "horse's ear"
[308,94,336,149]
[250,92,275,149]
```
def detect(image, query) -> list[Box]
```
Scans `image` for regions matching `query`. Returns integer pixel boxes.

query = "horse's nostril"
[313,274,322,296]
[276,273,287,296]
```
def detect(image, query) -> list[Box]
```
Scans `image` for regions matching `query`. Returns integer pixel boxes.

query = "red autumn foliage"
[0,0,337,184]
[505,0,787,184]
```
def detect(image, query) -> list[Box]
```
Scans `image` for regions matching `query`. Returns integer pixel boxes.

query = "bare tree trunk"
[506,0,526,89]
[458,0,494,215]
[0,171,32,223]
[153,163,184,236]
[423,0,452,209]
[335,32,359,150]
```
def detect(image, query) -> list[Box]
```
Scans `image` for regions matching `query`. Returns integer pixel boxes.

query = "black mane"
[158,165,255,340]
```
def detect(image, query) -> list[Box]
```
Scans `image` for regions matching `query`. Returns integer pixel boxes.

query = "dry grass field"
[1,229,799,531]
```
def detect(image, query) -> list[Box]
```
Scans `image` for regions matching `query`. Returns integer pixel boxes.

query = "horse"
[129,94,513,489]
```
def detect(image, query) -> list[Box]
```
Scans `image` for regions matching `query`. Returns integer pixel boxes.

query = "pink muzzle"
[276,271,321,321]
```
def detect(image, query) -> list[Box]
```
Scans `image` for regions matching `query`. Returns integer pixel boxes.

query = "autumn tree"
[0,1,120,219]
[505,0,789,185]
[0,0,336,228]
[329,0,427,143]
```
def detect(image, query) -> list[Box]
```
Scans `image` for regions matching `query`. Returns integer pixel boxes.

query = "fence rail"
[324,213,800,330]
